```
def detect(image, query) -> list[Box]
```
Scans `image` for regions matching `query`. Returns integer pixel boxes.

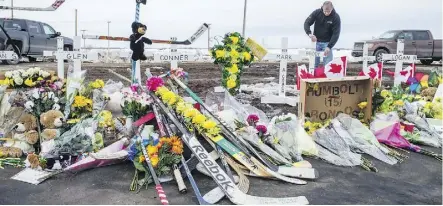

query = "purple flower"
[247,114,259,126]
[146,77,164,91]
[256,124,267,134]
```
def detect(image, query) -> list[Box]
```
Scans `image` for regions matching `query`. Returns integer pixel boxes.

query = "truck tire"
[374,49,388,63]
[420,59,433,65]
[2,44,21,65]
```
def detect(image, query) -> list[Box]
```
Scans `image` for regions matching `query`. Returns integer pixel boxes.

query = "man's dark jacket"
[304,8,341,49]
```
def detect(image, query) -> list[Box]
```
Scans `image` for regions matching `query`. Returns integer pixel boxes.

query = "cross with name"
[43,37,98,78]
[0,50,19,61]
[260,37,303,106]
[301,44,325,74]
[153,37,199,66]
[354,42,376,70]
[382,39,417,86]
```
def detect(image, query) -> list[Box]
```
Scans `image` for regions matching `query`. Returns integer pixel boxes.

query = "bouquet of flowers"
[0,67,53,89]
[210,32,255,95]
[121,91,152,122]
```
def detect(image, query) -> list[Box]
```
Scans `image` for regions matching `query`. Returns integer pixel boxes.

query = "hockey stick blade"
[0,0,65,11]
[151,94,309,205]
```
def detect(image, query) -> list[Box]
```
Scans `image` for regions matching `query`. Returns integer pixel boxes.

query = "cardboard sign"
[245,38,267,61]
[298,76,373,122]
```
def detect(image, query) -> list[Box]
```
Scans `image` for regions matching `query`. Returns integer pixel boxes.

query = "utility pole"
[107,21,111,62]
[75,9,78,36]
[11,0,13,18]
[207,24,211,50]
[242,0,247,37]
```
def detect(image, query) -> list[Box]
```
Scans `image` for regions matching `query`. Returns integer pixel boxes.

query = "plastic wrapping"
[64,70,87,119]
[403,114,442,147]
[312,126,362,166]
[370,116,420,152]
[333,114,397,165]
[102,79,124,95]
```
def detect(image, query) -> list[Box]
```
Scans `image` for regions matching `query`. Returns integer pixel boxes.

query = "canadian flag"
[296,64,313,90]
[314,56,348,78]
[359,62,383,80]
[386,63,416,83]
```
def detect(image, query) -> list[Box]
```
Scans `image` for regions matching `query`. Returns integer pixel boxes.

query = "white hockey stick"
[0,0,66,11]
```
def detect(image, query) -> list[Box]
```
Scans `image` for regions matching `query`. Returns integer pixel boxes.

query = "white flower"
[53,97,59,103]
[32,89,40,99]
[47,92,55,99]
[14,77,23,85]
[21,71,29,78]
[12,70,20,78]
[24,101,34,110]
[41,71,50,78]
[52,104,61,111]
[5,71,12,78]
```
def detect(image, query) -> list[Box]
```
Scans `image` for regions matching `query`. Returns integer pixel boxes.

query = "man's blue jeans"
[315,42,333,68]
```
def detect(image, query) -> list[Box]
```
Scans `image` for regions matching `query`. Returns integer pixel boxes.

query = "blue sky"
[1,0,442,49]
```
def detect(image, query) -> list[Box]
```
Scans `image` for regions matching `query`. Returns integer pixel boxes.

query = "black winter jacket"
[304,8,341,49]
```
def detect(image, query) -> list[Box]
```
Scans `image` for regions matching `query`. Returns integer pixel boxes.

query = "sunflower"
[171,145,184,154]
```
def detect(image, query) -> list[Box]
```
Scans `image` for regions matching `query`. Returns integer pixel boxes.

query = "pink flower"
[256,125,267,134]
[247,114,259,125]
[130,84,139,92]
[146,77,164,91]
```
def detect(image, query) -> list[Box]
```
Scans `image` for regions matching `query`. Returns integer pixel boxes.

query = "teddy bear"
[130,21,152,62]
[0,113,39,156]
[39,110,64,157]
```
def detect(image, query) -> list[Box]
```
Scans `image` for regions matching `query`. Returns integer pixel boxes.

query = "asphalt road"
[0,146,441,205]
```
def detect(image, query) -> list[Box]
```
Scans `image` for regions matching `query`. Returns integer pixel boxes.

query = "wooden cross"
[382,39,417,86]
[43,37,98,78]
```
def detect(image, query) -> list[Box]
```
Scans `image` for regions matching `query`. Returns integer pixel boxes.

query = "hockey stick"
[0,0,66,11]
[170,76,314,182]
[136,126,170,205]
[150,92,309,205]
[82,23,209,45]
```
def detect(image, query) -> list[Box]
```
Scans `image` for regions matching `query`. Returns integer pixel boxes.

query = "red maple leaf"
[299,69,313,79]
[399,70,409,76]
[328,64,342,74]
[368,67,377,79]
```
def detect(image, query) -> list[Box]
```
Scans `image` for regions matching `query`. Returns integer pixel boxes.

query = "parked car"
[0,18,73,65]
[352,30,442,65]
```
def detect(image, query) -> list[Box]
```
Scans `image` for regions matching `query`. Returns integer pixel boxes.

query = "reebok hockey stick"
[150,92,309,205]
[170,76,314,182]
[136,126,169,205]
[82,23,209,45]
[0,0,66,11]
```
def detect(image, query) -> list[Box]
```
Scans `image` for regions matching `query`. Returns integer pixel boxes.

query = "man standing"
[304,1,341,68]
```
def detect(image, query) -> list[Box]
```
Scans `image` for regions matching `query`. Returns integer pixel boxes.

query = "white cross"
[382,39,417,86]
[354,43,376,70]
[300,44,325,74]
[43,37,98,78]
[153,37,199,66]
[0,50,19,61]
[260,37,303,106]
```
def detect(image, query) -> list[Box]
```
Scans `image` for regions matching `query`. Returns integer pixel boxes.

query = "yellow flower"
[138,155,146,163]
[229,36,239,45]
[215,50,226,58]
[162,91,177,105]
[72,96,91,107]
[227,79,236,89]
[380,90,390,98]
[394,100,404,106]
[358,102,368,110]
[420,80,429,89]
[37,77,44,81]
[175,101,187,114]
[8,78,14,86]
[90,79,105,89]
[147,145,158,157]
[0,79,8,86]
[192,114,207,124]
[155,86,169,96]
[230,50,240,59]
[67,119,81,124]
[172,145,183,154]
[303,121,312,128]
[184,108,199,118]
[202,120,217,130]
[242,52,251,61]
[24,78,35,87]
[227,64,239,74]
[150,155,159,167]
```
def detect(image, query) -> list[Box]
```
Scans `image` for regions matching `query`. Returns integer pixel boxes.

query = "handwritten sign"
[245,38,267,61]
[299,76,373,122]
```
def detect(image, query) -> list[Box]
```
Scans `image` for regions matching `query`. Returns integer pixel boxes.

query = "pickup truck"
[0,18,73,65]
[352,30,442,65]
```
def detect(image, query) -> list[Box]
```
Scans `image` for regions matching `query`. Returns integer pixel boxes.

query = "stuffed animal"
[39,110,64,157]
[130,21,152,61]
[0,113,39,156]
